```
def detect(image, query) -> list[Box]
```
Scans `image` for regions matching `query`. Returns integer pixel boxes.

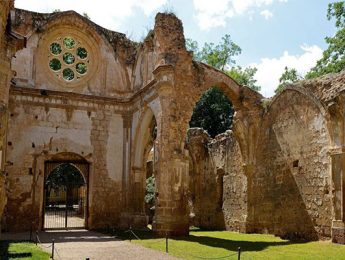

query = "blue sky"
[15,0,336,97]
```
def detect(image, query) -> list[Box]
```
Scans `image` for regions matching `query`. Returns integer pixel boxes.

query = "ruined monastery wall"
[249,89,332,239]
[188,129,247,232]
[0,2,344,243]
[4,89,126,231]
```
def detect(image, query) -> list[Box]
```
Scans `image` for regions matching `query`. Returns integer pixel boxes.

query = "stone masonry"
[0,1,344,244]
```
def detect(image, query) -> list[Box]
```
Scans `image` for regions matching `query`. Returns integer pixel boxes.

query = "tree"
[227,66,261,91]
[186,37,261,92]
[186,35,261,137]
[187,35,241,71]
[189,87,234,138]
[45,163,85,206]
[187,35,261,137]
[306,2,345,78]
[275,66,302,94]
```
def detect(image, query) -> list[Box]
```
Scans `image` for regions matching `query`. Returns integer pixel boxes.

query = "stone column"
[122,114,132,209]
[152,66,190,236]
[331,149,345,244]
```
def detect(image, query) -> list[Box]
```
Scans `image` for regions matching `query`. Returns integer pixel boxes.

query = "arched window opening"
[144,118,157,225]
[189,87,234,138]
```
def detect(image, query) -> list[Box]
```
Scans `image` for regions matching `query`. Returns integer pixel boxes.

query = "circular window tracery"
[48,36,89,84]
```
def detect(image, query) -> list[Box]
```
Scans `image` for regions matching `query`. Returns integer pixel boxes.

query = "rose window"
[48,36,89,82]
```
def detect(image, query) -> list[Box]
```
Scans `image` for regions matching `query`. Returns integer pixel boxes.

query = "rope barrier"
[123,228,242,260]
[53,246,63,260]
[129,229,141,240]
[124,228,166,245]
[35,231,52,249]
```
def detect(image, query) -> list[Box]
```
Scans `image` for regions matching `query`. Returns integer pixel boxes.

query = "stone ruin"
[0,1,344,244]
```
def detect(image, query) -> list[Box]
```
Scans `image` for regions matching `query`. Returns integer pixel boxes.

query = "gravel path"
[1,229,180,260]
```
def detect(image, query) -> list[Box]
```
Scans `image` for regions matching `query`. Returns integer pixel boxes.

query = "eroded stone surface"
[0,1,344,244]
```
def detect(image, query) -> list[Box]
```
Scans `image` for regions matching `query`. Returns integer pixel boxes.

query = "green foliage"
[77,47,88,59]
[63,37,75,49]
[186,37,260,92]
[45,163,85,191]
[145,176,155,207]
[186,35,260,137]
[50,42,62,55]
[306,1,345,78]
[226,66,261,91]
[186,39,200,58]
[63,68,75,81]
[187,35,241,71]
[190,87,234,138]
[327,1,345,27]
[76,63,87,74]
[49,58,61,71]
[275,66,302,94]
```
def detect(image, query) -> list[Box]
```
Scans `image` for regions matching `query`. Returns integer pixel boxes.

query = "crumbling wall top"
[11,8,138,63]
[281,70,345,104]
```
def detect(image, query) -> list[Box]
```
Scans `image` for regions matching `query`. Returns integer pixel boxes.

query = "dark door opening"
[43,162,89,229]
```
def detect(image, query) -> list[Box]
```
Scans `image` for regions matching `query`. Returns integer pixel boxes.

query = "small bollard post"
[51,239,55,260]
[165,232,168,254]
[238,247,241,260]
[29,225,33,242]
[35,231,38,245]
[129,226,132,242]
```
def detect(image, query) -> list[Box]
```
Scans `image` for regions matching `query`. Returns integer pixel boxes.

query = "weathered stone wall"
[11,9,137,97]
[1,3,345,243]
[248,89,332,240]
[4,88,125,231]
[187,129,247,232]
[0,0,19,235]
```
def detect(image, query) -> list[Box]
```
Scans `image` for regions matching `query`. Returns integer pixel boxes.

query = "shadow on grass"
[176,234,294,252]
[111,228,308,253]
[0,240,32,260]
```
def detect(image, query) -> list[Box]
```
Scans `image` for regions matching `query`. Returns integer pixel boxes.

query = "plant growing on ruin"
[227,66,261,91]
[275,66,303,93]
[306,1,345,78]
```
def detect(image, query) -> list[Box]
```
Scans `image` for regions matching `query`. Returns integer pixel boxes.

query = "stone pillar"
[0,0,14,235]
[154,157,190,236]
[242,163,255,234]
[152,66,190,236]
[122,114,132,209]
[331,150,345,244]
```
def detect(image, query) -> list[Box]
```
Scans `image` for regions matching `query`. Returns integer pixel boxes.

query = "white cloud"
[249,45,323,97]
[193,0,287,30]
[15,0,167,31]
[260,9,273,20]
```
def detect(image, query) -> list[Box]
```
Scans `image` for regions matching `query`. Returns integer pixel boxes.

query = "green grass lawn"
[0,241,50,260]
[116,229,345,260]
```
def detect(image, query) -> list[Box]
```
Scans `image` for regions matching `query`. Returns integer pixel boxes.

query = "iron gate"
[43,161,89,229]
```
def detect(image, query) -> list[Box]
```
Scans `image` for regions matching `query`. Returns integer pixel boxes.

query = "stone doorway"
[43,161,89,230]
